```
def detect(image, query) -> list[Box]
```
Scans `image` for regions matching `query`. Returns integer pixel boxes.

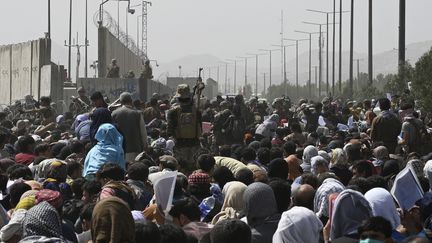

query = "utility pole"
[284,39,308,96]
[368,0,373,85]
[295,31,321,98]
[259,49,279,89]
[339,0,343,93]
[246,54,263,96]
[280,10,284,85]
[227,59,240,94]
[85,0,88,78]
[263,73,267,95]
[314,65,318,96]
[68,0,72,81]
[64,33,88,83]
[399,0,406,82]
[354,58,363,90]
[349,0,355,98]
[273,44,294,95]
[303,22,327,98]
[47,0,51,38]
[237,56,254,96]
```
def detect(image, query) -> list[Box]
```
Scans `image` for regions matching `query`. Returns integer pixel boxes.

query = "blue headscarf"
[83,123,125,177]
[90,108,113,144]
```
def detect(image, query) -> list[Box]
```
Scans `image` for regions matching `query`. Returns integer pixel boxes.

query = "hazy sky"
[1,0,432,80]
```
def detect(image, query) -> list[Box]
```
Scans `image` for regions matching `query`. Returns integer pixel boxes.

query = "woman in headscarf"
[310,155,329,176]
[301,145,319,173]
[330,189,373,241]
[329,148,353,186]
[243,182,280,243]
[74,113,91,141]
[365,188,401,231]
[273,206,323,243]
[91,197,135,243]
[89,108,113,145]
[314,177,345,220]
[212,181,247,225]
[83,123,125,179]
[20,201,67,242]
[424,160,432,192]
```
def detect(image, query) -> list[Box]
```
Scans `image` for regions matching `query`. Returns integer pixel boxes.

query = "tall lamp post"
[294,31,321,98]
[246,53,266,96]
[303,21,327,97]
[227,59,242,94]
[272,44,295,95]
[306,9,347,96]
[284,39,308,96]
[258,49,279,89]
[237,56,255,97]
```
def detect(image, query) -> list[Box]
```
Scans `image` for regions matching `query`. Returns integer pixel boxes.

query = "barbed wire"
[93,10,148,61]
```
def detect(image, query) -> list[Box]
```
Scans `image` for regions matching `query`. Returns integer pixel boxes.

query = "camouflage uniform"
[167,84,202,174]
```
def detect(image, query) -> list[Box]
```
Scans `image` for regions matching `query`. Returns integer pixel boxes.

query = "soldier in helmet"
[106,59,120,78]
[166,84,202,174]
[140,60,153,80]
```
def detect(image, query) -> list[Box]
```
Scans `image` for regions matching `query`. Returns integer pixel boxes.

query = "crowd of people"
[0,83,432,243]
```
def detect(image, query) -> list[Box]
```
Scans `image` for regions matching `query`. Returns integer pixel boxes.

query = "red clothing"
[15,153,35,166]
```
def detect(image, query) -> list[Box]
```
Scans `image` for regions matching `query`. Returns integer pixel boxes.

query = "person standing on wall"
[112,92,148,161]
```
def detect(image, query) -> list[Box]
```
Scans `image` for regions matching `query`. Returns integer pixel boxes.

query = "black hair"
[270,147,284,160]
[378,98,391,111]
[16,135,35,154]
[353,160,374,178]
[367,175,388,190]
[128,162,149,181]
[80,203,96,221]
[240,147,256,162]
[256,148,271,166]
[268,178,291,214]
[348,177,372,194]
[301,173,319,190]
[283,141,297,156]
[82,180,102,196]
[135,221,161,243]
[0,127,11,145]
[267,158,289,180]
[58,146,73,160]
[188,183,211,202]
[196,154,216,173]
[358,216,392,238]
[159,224,187,243]
[169,197,201,222]
[211,219,252,243]
[70,140,85,154]
[40,96,51,104]
[67,161,83,177]
[9,182,31,207]
[212,166,235,189]
[259,138,272,149]
[90,91,104,101]
[71,178,86,199]
[34,142,50,156]
[235,168,254,186]
[96,163,125,181]
[346,144,362,163]
[7,164,32,180]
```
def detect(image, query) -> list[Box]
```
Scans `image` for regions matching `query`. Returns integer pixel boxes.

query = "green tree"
[384,62,414,95]
[412,48,432,113]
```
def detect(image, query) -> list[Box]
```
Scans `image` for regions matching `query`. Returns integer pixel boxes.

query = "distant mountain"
[153,40,432,92]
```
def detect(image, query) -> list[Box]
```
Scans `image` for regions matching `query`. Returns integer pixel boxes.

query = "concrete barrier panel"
[0,45,11,105]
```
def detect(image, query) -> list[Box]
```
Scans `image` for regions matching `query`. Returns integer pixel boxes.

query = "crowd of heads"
[0,88,431,243]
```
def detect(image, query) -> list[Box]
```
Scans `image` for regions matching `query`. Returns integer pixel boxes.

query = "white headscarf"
[365,188,401,229]
[273,206,323,243]
[423,160,432,192]
[314,178,345,218]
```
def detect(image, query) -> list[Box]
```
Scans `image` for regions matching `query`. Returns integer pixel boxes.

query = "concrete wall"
[98,27,143,78]
[78,78,173,105]
[0,38,56,105]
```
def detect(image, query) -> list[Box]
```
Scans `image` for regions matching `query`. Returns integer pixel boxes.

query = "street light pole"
[339,0,343,93]
[85,0,88,78]
[259,49,279,89]
[399,0,406,82]
[368,0,373,85]
[48,0,51,38]
[68,0,72,82]
[227,59,240,94]
[349,0,354,98]
[284,39,308,96]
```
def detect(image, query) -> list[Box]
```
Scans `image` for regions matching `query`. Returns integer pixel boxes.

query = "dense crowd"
[0,83,432,243]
